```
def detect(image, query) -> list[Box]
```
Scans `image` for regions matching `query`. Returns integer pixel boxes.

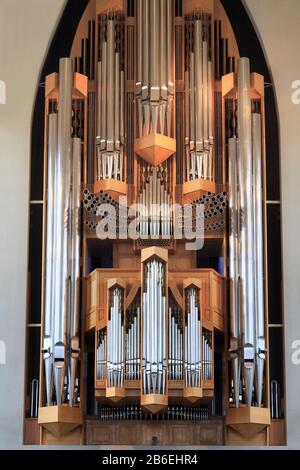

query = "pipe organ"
[30,0,279,447]
[184,14,214,182]
[168,297,183,381]
[42,59,84,411]
[184,284,202,394]
[142,255,167,400]
[107,282,125,392]
[227,59,266,411]
[135,0,174,139]
[97,13,125,182]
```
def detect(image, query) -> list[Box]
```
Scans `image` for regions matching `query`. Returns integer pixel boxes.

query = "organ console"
[30,0,278,446]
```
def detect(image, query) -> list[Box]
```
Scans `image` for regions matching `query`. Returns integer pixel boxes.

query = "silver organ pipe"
[228,58,266,408]
[96,330,107,380]
[137,167,173,238]
[228,136,240,408]
[142,260,167,395]
[238,57,255,407]
[185,15,214,182]
[185,287,201,388]
[252,112,265,407]
[107,288,124,388]
[30,379,39,418]
[126,305,141,380]
[136,0,174,138]
[202,330,213,381]
[43,58,82,407]
[43,113,58,406]
[69,137,82,405]
[52,57,73,406]
[96,13,125,182]
[168,302,183,381]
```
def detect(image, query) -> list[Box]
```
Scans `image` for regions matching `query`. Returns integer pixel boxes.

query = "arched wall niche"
[26,0,284,447]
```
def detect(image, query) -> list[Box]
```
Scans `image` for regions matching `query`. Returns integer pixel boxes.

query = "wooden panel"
[118,424,143,445]
[226,427,268,446]
[169,269,225,332]
[24,419,40,445]
[85,310,96,331]
[85,268,141,331]
[183,0,214,14]
[269,420,286,446]
[96,0,125,15]
[170,424,194,445]
[113,242,141,268]
[85,418,224,445]
[86,422,116,445]
[168,242,197,270]
[42,427,82,445]
[143,423,169,446]
[197,423,224,445]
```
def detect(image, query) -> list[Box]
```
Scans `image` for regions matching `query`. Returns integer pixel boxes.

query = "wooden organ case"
[23,0,285,447]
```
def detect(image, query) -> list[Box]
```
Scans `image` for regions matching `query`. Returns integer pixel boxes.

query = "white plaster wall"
[0,0,65,449]
[0,0,300,449]
[244,0,300,449]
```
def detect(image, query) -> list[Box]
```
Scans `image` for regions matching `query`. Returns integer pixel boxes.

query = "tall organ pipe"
[185,288,201,388]
[228,59,266,408]
[43,113,58,406]
[69,137,81,406]
[237,58,255,407]
[136,0,174,138]
[96,14,125,182]
[252,113,266,407]
[107,288,124,388]
[142,260,167,395]
[185,15,214,182]
[43,58,83,408]
[168,303,183,381]
[228,137,240,408]
[137,168,173,238]
[53,57,73,406]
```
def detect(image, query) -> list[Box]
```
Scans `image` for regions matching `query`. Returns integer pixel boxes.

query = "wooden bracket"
[38,406,82,437]
[134,134,176,166]
[226,406,271,438]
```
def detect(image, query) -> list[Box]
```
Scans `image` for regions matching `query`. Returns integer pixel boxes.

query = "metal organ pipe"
[228,58,266,408]
[96,14,125,182]
[142,260,167,395]
[96,330,107,380]
[202,330,213,381]
[136,0,174,138]
[107,288,124,388]
[69,137,82,405]
[238,58,255,407]
[252,113,265,407]
[185,288,201,388]
[138,168,173,238]
[168,303,183,380]
[126,306,141,381]
[185,15,214,182]
[43,113,58,406]
[53,58,73,406]
[43,58,82,408]
[228,136,241,408]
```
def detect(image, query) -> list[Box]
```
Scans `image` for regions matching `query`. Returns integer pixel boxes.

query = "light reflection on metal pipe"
[185,15,214,182]
[142,259,166,395]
